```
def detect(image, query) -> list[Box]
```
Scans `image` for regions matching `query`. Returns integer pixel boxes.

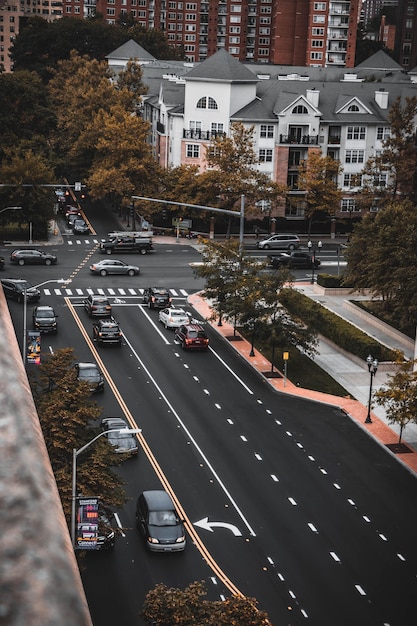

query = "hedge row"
[279,288,397,362]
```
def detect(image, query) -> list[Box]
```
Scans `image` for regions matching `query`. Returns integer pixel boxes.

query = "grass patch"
[249,339,353,398]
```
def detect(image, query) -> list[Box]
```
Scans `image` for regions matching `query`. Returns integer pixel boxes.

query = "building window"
[260,124,274,138]
[341,198,358,212]
[259,27,270,34]
[314,2,326,9]
[260,17,271,24]
[186,144,200,158]
[185,2,196,8]
[230,16,241,22]
[292,105,308,114]
[313,15,325,23]
[185,13,196,19]
[230,26,240,33]
[310,51,323,60]
[345,150,364,164]
[211,122,224,133]
[311,39,323,47]
[259,149,273,162]
[231,4,241,11]
[312,27,324,35]
[287,172,299,189]
[347,126,366,140]
[258,48,269,55]
[185,24,196,30]
[107,8,115,15]
[185,34,196,41]
[376,127,390,141]
[343,173,362,188]
[196,96,218,110]
[259,37,269,44]
[260,6,271,12]
[373,173,388,187]
[347,104,360,112]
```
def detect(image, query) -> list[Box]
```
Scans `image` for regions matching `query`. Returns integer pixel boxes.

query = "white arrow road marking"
[194,517,242,536]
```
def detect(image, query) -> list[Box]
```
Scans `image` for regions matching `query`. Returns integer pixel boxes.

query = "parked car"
[89,259,140,276]
[174,323,209,350]
[142,287,172,309]
[72,219,90,234]
[158,307,189,329]
[92,318,122,346]
[0,256,5,270]
[75,362,104,393]
[83,294,112,317]
[66,213,81,226]
[32,305,58,333]
[10,249,57,266]
[256,234,300,251]
[1,278,41,303]
[135,490,186,552]
[101,417,138,457]
[269,251,321,269]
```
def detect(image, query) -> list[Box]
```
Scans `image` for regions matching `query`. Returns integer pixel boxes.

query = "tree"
[343,199,417,333]
[374,359,417,444]
[31,348,127,524]
[297,151,343,236]
[141,581,271,626]
[0,148,56,238]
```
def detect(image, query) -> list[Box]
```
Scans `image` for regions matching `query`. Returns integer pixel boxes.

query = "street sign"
[76,497,99,550]
[172,218,192,229]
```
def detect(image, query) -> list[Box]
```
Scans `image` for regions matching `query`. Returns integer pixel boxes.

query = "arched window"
[292,105,308,114]
[196,96,218,109]
[347,104,360,112]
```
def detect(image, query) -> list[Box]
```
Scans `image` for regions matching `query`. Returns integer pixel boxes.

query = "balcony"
[183,129,226,140]
[280,134,319,145]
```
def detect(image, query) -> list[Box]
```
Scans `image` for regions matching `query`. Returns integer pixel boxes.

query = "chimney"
[306,88,320,107]
[375,89,389,109]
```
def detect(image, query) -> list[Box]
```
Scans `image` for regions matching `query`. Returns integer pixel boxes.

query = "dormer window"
[292,105,308,114]
[196,96,218,109]
[347,104,359,112]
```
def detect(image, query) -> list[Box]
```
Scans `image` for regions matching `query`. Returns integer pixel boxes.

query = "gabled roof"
[355,50,403,71]
[185,49,257,83]
[106,39,156,62]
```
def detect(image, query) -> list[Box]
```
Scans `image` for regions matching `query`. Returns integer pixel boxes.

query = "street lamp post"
[307,239,322,284]
[22,278,70,363]
[71,428,141,548]
[365,354,378,424]
[0,205,22,215]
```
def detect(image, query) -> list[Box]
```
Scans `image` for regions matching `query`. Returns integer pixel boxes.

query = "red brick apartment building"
[0,0,360,72]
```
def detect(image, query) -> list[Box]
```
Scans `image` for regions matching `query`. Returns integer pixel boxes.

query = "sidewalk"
[188,290,417,478]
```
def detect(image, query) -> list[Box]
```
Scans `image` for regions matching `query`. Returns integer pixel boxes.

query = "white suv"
[257,234,300,250]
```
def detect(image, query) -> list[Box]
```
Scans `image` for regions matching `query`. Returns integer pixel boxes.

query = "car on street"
[0,256,4,270]
[75,362,104,393]
[66,213,81,227]
[142,287,172,309]
[32,305,58,333]
[256,234,300,251]
[269,251,321,269]
[10,249,58,266]
[72,219,90,234]
[89,259,140,276]
[158,307,189,329]
[96,505,116,550]
[101,417,138,457]
[174,323,209,350]
[92,318,122,346]
[83,294,112,317]
[135,490,186,552]
[99,236,153,255]
[1,278,41,303]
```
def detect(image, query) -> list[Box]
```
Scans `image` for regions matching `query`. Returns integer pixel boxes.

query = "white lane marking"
[286,431,293,437]
[208,346,254,394]
[271,474,279,482]
[215,403,221,410]
[257,399,262,404]
[267,557,274,565]
[308,522,318,533]
[355,584,366,596]
[193,376,199,382]
[296,442,303,449]
[363,515,371,523]
[122,330,257,537]
[254,453,262,460]
[288,497,297,506]
[333,483,341,489]
[348,498,356,506]
[240,435,247,442]
[397,553,406,561]
[308,455,315,461]
[320,468,327,475]
[227,418,234,424]
[330,552,341,563]
[194,517,242,536]
[204,388,210,395]
[113,513,125,537]
[139,305,171,344]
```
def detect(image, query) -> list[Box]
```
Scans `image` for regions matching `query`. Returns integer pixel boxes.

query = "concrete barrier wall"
[0,291,92,626]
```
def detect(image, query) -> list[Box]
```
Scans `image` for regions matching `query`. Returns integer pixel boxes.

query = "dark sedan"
[75,362,104,393]
[10,249,57,266]
[269,251,321,269]
[1,278,41,303]
[101,417,138,457]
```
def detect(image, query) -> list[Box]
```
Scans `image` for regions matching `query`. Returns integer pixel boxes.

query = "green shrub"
[279,288,397,362]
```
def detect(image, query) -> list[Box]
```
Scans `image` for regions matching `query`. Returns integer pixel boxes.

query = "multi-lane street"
[3,207,417,626]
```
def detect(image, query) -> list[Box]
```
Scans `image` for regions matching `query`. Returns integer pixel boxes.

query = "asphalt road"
[3,209,416,626]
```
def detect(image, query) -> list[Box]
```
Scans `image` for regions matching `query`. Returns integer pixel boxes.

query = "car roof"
[182,322,204,330]
[34,305,54,311]
[150,287,169,293]
[141,490,175,511]
[77,362,99,369]
[102,417,128,429]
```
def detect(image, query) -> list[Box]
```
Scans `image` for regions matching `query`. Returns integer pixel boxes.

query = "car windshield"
[39,310,54,318]
[149,510,178,526]
[172,311,184,317]
[80,367,98,377]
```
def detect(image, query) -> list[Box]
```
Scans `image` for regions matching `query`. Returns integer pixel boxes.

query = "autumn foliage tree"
[141,581,271,626]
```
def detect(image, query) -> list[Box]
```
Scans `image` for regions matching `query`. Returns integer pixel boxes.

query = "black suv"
[142,287,172,309]
[1,278,41,303]
[269,251,321,269]
[174,323,209,350]
[92,318,122,346]
[75,362,105,393]
[10,249,57,266]
[84,294,112,317]
[32,305,58,334]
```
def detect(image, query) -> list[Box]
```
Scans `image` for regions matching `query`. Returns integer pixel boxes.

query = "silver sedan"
[89,259,140,276]
[158,307,190,329]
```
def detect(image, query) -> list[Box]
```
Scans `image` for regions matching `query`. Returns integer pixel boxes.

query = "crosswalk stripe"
[35,287,193,298]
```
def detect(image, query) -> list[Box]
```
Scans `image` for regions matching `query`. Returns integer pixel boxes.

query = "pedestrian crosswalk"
[41,286,194,299]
